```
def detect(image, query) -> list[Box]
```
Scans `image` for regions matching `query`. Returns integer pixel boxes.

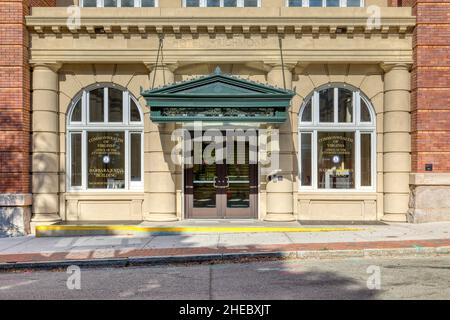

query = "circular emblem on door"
[332,155,340,164]
[102,155,110,164]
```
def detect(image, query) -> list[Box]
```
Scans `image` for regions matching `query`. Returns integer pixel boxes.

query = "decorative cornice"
[25,8,416,38]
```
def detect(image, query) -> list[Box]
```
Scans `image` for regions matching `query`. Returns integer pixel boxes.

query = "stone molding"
[410,173,450,187]
[26,7,415,37]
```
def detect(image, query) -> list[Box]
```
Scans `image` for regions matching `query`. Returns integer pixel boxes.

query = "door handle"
[223,177,229,188]
[213,177,229,188]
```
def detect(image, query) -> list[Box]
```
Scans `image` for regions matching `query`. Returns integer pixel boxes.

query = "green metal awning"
[142,67,294,123]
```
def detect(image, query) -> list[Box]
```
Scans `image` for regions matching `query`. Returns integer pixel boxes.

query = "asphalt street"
[0,256,449,299]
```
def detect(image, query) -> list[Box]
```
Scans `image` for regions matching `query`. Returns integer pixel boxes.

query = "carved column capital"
[264,62,296,73]
[30,62,62,73]
[380,62,412,73]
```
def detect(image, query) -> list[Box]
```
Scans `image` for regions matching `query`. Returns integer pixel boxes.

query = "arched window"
[298,84,376,190]
[67,84,144,191]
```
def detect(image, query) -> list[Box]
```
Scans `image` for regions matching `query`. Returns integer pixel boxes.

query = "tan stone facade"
[24,4,417,228]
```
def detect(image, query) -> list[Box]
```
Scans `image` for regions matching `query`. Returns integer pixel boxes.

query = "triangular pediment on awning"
[142,67,294,123]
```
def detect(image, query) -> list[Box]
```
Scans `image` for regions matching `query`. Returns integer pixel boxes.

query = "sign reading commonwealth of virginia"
[318,134,354,156]
[87,132,125,189]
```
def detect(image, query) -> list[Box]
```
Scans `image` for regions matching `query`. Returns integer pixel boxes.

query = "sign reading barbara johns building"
[87,132,125,189]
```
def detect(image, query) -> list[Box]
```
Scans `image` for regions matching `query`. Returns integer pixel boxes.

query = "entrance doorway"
[184,134,258,219]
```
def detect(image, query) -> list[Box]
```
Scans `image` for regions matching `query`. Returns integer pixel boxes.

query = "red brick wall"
[412,0,450,173]
[0,0,55,194]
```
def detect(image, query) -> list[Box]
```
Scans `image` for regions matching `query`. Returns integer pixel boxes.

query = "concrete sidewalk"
[0,221,449,269]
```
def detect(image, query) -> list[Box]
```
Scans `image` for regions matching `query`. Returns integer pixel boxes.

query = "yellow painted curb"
[36,225,361,235]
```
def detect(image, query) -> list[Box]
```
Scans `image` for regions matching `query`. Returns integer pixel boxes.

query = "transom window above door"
[287,0,363,7]
[298,84,376,191]
[80,0,157,7]
[67,84,144,191]
[184,0,260,7]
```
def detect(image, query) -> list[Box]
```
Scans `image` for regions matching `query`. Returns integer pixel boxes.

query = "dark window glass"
[82,0,97,7]
[360,98,371,122]
[186,0,200,6]
[244,0,258,6]
[71,133,82,187]
[317,132,355,189]
[130,98,141,122]
[207,0,220,6]
[326,0,339,6]
[71,99,82,122]
[130,133,141,182]
[301,133,312,186]
[227,141,250,208]
[309,0,322,6]
[89,88,104,122]
[361,133,372,187]
[141,0,155,6]
[301,99,312,122]
[347,0,361,7]
[288,0,302,6]
[121,0,134,6]
[108,88,123,122]
[319,88,334,122]
[104,0,117,7]
[193,142,216,208]
[87,132,125,189]
[338,88,353,123]
[224,0,237,6]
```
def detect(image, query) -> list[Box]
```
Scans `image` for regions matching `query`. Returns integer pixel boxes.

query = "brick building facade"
[0,0,448,235]
[0,0,55,235]
[408,0,450,222]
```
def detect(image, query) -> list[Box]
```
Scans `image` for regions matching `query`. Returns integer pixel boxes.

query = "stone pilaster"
[143,64,178,221]
[264,64,295,222]
[381,63,411,222]
[31,63,62,227]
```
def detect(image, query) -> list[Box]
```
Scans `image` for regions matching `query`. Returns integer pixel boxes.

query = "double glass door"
[184,136,257,219]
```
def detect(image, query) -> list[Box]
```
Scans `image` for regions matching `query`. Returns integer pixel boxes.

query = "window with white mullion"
[68,84,143,191]
[298,84,375,191]
[124,130,130,190]
[333,87,338,123]
[312,130,318,189]
[129,131,144,189]
[299,132,313,188]
[123,92,129,124]
[355,90,361,125]
[81,0,156,7]
[184,0,258,7]
[287,0,363,6]
[104,87,108,123]
[81,130,87,190]
[82,91,87,125]
[355,129,361,189]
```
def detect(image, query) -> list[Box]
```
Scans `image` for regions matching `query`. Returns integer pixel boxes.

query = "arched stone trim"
[291,63,384,116]
[297,82,377,124]
[65,82,144,125]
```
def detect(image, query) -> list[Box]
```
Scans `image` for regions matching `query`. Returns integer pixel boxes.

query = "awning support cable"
[278,35,287,90]
[151,34,165,89]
